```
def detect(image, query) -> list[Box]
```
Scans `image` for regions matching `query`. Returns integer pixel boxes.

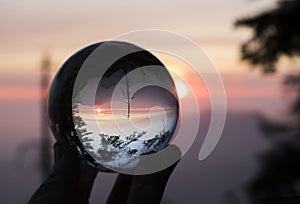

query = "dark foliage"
[235,0,300,73]
[235,0,300,202]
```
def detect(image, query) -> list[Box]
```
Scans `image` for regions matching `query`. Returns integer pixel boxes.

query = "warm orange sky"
[0,0,288,115]
[0,0,277,73]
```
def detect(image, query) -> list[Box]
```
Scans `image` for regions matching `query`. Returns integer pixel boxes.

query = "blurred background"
[1,0,300,203]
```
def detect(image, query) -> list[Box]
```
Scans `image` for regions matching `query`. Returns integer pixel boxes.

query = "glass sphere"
[48,41,179,171]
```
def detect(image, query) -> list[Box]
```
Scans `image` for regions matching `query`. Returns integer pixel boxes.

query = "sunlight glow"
[175,81,189,98]
[95,108,104,115]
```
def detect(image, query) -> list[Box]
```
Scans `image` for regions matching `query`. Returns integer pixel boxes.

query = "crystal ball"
[48,41,179,171]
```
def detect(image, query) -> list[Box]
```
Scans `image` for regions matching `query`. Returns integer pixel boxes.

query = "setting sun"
[95,108,104,115]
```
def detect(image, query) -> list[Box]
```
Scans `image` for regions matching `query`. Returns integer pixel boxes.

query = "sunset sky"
[1,0,277,73]
[0,0,290,163]
[1,0,290,155]
[0,0,287,115]
[2,1,297,203]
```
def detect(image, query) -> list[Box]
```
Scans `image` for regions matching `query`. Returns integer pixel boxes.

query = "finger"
[106,174,134,204]
[74,163,98,203]
[55,141,98,204]
[54,142,99,204]
[126,162,178,204]
[126,145,181,204]
[29,142,80,204]
[52,141,80,177]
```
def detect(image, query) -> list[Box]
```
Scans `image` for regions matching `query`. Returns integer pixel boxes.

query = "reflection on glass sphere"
[48,41,179,171]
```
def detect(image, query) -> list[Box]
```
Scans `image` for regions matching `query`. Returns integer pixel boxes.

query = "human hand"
[28,141,98,204]
[29,142,180,204]
[107,145,181,204]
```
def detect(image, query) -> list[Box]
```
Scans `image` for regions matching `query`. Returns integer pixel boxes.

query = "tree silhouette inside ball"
[48,41,179,172]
